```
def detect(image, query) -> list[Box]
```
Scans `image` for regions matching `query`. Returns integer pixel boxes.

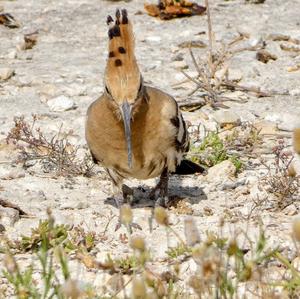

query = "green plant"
[17,220,69,252]
[189,131,243,171]
[166,243,191,259]
[4,206,300,298]
[3,232,72,298]
[11,218,99,255]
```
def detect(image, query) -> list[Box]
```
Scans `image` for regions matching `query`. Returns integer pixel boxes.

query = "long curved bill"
[121,101,132,168]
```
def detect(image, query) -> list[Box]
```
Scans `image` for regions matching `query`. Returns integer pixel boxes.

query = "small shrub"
[6,116,94,177]
[189,131,243,171]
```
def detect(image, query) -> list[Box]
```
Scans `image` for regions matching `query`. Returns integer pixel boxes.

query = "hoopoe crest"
[104,9,142,167]
[105,9,141,104]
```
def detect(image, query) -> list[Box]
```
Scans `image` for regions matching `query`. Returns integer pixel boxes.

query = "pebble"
[212,110,241,127]
[235,110,256,123]
[254,121,278,135]
[54,213,74,227]
[220,178,246,190]
[7,50,17,59]
[0,68,14,81]
[39,84,59,97]
[277,115,300,132]
[215,68,243,82]
[256,49,277,63]
[290,89,300,96]
[206,160,236,183]
[171,60,188,70]
[247,37,263,47]
[60,200,89,210]
[47,95,75,112]
[64,84,87,97]
[171,53,184,62]
[292,257,300,272]
[0,207,20,226]
[145,36,161,43]
[0,169,25,180]
[283,204,298,216]
[16,42,26,51]
[245,175,259,185]
[0,223,5,233]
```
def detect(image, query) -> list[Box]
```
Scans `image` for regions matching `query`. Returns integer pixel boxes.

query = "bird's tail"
[174,159,206,175]
[104,9,141,102]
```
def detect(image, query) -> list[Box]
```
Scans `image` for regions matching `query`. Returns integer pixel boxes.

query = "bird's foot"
[112,184,134,208]
[114,184,142,232]
[149,168,169,207]
[114,220,142,232]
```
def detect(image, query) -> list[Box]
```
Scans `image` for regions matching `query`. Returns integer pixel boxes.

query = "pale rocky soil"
[0,0,300,297]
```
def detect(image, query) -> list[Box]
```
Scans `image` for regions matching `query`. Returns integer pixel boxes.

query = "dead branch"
[205,0,213,71]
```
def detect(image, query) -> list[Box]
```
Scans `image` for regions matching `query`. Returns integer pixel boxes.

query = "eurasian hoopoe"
[85,9,204,207]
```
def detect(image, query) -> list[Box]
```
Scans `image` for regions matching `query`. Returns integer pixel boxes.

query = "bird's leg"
[106,168,141,231]
[106,168,133,206]
[150,168,169,207]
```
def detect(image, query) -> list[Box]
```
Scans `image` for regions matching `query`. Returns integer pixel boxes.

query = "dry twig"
[6,116,94,177]
[179,0,286,110]
[261,141,300,209]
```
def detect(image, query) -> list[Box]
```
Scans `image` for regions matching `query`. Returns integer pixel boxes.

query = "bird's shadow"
[104,175,207,209]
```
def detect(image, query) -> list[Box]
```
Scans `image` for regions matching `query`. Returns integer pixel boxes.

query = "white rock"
[248,37,263,47]
[206,160,236,182]
[16,40,26,51]
[146,36,161,43]
[290,89,300,96]
[64,84,87,97]
[212,110,241,127]
[215,68,243,82]
[292,257,300,272]
[0,68,14,81]
[39,84,59,97]
[264,113,281,123]
[277,114,300,132]
[60,200,89,210]
[7,50,17,59]
[47,95,75,112]
[0,207,20,226]
[228,69,243,82]
[277,122,295,132]
[245,175,259,185]
[0,169,25,180]
[283,204,298,216]
[171,60,188,70]
[76,201,90,209]
[238,110,256,122]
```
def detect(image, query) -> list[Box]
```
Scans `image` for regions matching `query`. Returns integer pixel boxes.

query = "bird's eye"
[105,85,110,94]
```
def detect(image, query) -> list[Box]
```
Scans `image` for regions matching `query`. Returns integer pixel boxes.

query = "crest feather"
[104,9,141,103]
